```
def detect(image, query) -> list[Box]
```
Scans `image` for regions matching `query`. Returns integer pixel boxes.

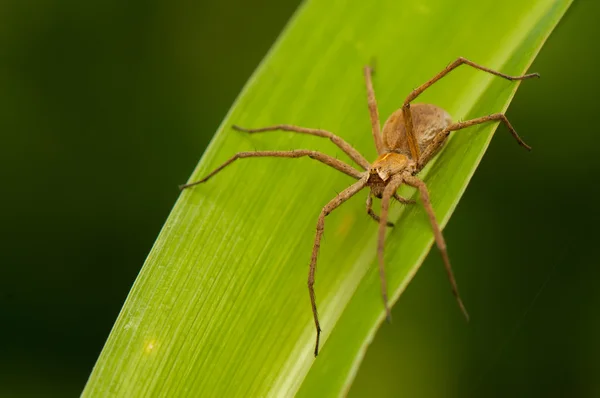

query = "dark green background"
[1,1,598,396]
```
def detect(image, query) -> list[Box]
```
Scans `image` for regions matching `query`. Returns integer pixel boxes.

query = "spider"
[180,57,539,356]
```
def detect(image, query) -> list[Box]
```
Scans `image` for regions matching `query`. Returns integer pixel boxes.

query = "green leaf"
[83,0,572,396]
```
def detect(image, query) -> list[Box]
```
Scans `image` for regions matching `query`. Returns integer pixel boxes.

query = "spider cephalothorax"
[180,57,538,356]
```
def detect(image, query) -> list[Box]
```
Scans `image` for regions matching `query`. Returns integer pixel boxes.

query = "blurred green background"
[1,0,598,397]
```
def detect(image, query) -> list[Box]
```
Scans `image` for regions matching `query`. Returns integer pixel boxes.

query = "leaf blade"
[83,0,572,397]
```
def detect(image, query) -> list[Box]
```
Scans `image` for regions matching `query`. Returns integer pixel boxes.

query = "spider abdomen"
[382,103,452,157]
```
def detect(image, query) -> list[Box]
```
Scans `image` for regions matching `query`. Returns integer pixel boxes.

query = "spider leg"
[401,57,538,161]
[393,193,415,205]
[417,113,531,170]
[366,195,394,227]
[377,175,405,322]
[179,150,364,190]
[363,65,385,154]
[403,175,469,321]
[310,175,368,356]
[232,125,370,170]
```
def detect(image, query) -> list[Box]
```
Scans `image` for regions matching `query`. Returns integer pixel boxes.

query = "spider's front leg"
[403,175,469,321]
[375,175,405,322]
[309,175,368,356]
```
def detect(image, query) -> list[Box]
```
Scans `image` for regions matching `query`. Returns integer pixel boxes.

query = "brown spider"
[180,57,539,357]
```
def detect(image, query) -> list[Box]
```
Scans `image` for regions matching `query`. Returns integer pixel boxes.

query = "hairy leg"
[377,175,405,322]
[417,113,531,170]
[403,175,469,321]
[363,66,385,154]
[401,57,538,161]
[310,176,368,356]
[366,193,415,225]
[179,150,364,190]
[394,193,415,205]
[233,124,370,170]
[366,195,394,227]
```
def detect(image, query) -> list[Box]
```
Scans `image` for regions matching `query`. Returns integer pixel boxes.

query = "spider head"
[370,152,412,181]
